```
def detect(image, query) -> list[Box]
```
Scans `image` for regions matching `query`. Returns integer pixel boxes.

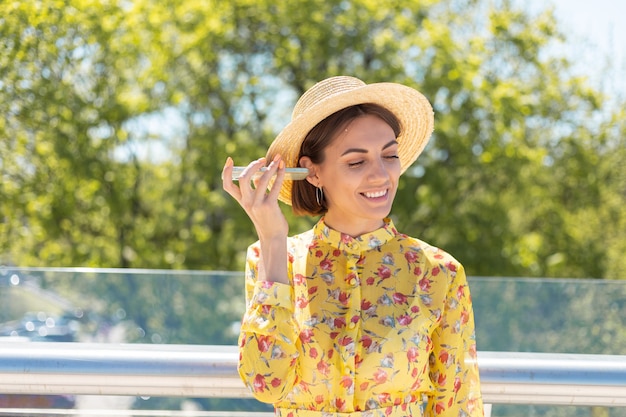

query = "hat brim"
[267,82,434,205]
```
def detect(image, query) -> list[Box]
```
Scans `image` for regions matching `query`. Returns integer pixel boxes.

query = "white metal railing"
[1,342,626,409]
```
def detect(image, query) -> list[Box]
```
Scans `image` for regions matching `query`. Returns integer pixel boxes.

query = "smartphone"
[227,166,309,181]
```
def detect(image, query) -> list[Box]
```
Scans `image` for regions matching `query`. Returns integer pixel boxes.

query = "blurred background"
[0,0,624,278]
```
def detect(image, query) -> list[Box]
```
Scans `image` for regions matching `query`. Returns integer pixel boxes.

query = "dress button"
[348,322,356,330]
[348,277,357,286]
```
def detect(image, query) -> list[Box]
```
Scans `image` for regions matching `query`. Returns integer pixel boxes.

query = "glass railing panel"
[1,268,243,345]
[2,267,626,416]
[470,277,626,355]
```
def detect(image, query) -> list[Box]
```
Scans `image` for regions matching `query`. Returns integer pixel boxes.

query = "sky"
[547,0,626,96]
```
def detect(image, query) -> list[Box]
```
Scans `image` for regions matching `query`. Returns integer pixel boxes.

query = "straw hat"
[267,76,434,205]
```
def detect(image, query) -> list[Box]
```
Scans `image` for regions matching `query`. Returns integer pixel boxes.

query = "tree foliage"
[1,0,624,279]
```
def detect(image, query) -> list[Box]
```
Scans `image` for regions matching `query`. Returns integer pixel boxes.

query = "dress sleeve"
[237,243,300,404]
[427,262,484,416]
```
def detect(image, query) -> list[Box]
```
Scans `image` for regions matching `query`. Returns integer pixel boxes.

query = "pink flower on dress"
[419,276,431,291]
[437,372,447,386]
[373,368,388,384]
[340,375,353,389]
[392,292,408,304]
[461,309,470,324]
[360,335,373,349]
[397,314,413,326]
[377,392,391,404]
[377,265,391,279]
[335,398,346,411]
[320,258,333,270]
[317,359,330,376]
[296,296,309,309]
[333,317,346,329]
[338,335,353,347]
[257,335,271,353]
[404,250,418,263]
[341,234,353,245]
[454,376,461,393]
[253,374,267,392]
[293,273,306,285]
[457,285,466,299]
[407,346,419,362]
[299,329,314,343]
[338,291,350,305]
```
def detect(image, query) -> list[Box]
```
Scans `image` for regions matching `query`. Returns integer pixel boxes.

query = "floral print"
[239,218,483,417]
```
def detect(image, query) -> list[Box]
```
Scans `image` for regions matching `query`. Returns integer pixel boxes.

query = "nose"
[367,158,390,182]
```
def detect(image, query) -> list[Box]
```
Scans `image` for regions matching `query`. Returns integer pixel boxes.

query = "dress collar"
[313,217,399,254]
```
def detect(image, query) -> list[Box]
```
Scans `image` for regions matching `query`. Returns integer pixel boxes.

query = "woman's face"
[305,114,401,236]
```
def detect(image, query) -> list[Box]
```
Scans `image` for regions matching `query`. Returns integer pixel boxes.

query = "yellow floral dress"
[238,218,483,417]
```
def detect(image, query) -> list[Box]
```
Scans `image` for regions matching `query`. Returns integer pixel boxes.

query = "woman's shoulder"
[396,233,462,268]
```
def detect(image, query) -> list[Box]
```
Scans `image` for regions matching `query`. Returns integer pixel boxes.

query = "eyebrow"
[340,139,399,156]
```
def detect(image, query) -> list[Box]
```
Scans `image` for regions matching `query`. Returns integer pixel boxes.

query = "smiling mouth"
[362,190,388,199]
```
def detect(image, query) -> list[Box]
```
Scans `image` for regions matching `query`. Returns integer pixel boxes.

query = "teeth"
[364,190,386,198]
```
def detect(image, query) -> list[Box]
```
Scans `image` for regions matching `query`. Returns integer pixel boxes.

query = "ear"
[298,156,320,187]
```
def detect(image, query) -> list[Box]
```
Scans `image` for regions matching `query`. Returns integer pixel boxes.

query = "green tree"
[1,0,624,280]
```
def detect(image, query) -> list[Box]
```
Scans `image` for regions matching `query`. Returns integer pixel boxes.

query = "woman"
[222,76,483,416]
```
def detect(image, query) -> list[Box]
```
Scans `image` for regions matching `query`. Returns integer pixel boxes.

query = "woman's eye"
[348,161,364,167]
[385,155,400,160]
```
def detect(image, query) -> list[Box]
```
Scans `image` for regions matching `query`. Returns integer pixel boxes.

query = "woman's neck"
[322,215,385,238]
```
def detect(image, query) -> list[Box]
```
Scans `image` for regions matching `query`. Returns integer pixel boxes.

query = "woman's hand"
[222,154,288,239]
[222,155,289,284]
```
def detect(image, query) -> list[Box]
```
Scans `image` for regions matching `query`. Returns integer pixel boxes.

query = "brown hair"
[290,103,401,216]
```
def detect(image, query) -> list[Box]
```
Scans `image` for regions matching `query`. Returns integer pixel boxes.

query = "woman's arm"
[237,244,300,403]
[222,155,289,284]
[223,156,298,402]
[427,263,484,416]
